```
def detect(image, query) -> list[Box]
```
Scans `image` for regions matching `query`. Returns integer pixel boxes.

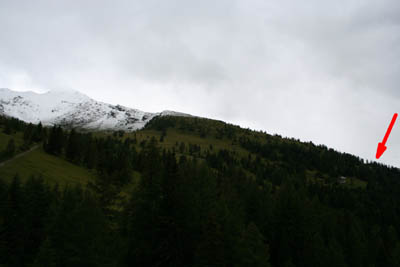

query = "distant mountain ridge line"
[0,88,191,131]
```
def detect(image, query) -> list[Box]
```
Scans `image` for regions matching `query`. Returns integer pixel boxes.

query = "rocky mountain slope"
[0,88,189,131]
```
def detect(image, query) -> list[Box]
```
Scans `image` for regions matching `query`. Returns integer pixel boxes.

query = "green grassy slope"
[0,147,95,186]
[132,128,249,156]
[130,116,372,189]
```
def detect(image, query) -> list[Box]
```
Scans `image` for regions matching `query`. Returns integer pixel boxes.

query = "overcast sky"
[1,0,400,167]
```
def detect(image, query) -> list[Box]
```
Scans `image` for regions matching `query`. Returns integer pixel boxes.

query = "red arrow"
[376,113,398,159]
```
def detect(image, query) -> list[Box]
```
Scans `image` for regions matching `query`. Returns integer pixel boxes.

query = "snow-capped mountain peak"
[0,88,190,131]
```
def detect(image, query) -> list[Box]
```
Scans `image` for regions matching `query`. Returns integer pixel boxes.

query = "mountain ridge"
[0,88,190,131]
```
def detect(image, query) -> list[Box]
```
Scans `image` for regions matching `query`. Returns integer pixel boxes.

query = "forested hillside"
[1,115,400,267]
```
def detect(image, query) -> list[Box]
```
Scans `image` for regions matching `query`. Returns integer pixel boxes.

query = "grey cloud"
[1,0,400,166]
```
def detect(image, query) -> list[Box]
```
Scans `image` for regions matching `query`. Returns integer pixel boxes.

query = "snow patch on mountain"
[0,88,190,131]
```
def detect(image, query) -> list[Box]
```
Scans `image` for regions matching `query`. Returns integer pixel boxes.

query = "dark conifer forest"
[1,115,400,267]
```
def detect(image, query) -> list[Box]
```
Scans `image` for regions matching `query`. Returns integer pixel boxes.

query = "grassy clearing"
[305,170,367,189]
[0,147,95,186]
[344,177,367,189]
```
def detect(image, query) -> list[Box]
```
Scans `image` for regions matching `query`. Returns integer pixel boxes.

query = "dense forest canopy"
[1,115,400,267]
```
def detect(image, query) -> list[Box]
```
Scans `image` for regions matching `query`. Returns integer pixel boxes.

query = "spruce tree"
[234,222,271,267]
[23,123,34,146]
[3,120,12,134]
[66,129,79,162]
[32,238,57,267]
[3,175,24,266]
[23,176,51,263]
[5,138,16,157]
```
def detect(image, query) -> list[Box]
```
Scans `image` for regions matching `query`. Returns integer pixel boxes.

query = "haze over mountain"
[1,87,399,168]
[0,88,189,131]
